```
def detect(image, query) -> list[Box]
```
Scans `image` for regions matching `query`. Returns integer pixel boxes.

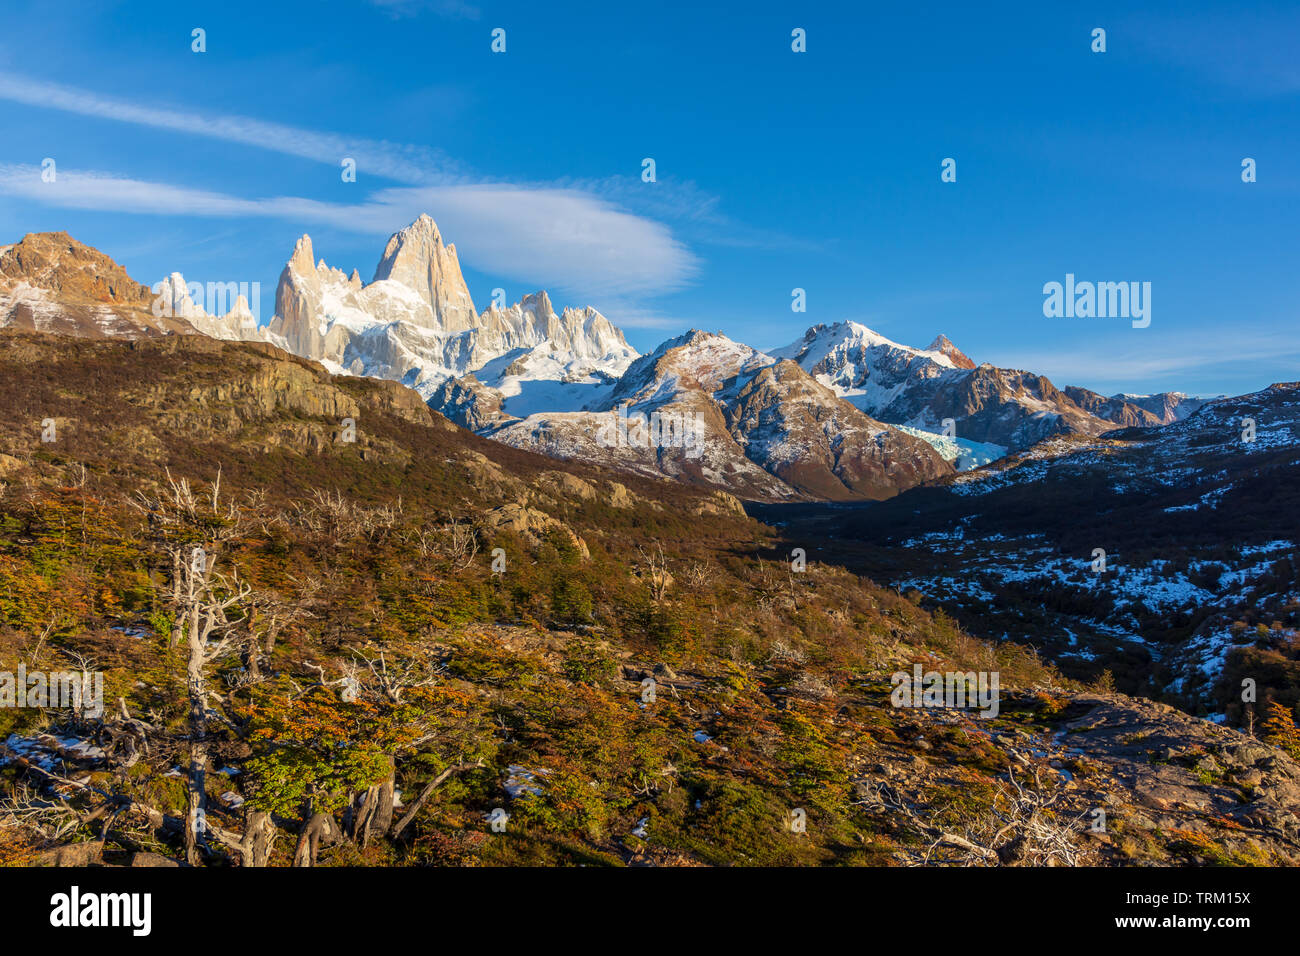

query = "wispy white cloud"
[0,72,463,184]
[0,72,717,296]
[571,174,823,253]
[0,71,810,262]
[0,165,699,298]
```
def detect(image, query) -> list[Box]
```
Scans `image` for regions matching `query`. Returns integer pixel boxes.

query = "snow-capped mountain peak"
[371,213,477,332]
[772,320,1180,463]
[925,333,976,369]
[261,215,639,399]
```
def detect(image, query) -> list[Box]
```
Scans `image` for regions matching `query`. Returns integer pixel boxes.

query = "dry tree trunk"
[348,761,396,848]
[292,811,340,867]
[241,810,276,868]
[184,600,209,867]
[169,549,185,648]
[372,763,396,839]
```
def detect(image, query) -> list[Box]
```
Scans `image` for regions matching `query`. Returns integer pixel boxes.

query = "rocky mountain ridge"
[0,222,1211,505]
[773,321,1204,457]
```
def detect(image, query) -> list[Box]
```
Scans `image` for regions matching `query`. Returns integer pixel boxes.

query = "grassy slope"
[0,331,1296,867]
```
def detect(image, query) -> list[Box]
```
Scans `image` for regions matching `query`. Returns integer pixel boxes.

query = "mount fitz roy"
[0,216,1206,502]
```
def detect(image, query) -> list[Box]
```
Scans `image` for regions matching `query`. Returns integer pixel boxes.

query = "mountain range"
[0,218,1210,503]
[2,216,1298,870]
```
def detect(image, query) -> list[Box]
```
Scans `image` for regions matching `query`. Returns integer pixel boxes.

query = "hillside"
[1,330,1298,867]
[754,384,1300,722]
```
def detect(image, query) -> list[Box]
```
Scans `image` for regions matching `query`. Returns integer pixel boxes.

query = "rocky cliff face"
[776,321,1161,455]
[371,214,478,332]
[264,218,638,400]
[491,330,953,502]
[0,232,195,337]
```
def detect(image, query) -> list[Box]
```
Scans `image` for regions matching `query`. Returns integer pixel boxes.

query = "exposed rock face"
[491,330,952,502]
[776,321,1164,455]
[694,489,747,517]
[265,219,638,400]
[0,232,194,337]
[371,214,478,332]
[1114,391,1213,425]
[1051,694,1300,858]
[926,334,975,370]
[481,501,590,559]
[429,374,511,432]
[1062,385,1162,428]
[868,688,1300,865]
[534,470,599,503]
[725,358,951,500]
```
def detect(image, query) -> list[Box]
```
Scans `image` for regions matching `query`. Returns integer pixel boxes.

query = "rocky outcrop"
[1053,694,1300,861]
[534,470,599,503]
[431,374,514,432]
[481,501,590,559]
[0,232,194,337]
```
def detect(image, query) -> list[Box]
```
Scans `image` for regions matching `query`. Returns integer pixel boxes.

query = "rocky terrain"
[1,328,1297,868]
[773,321,1202,457]
[0,233,196,337]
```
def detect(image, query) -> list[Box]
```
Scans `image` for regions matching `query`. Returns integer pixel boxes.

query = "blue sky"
[0,0,1296,397]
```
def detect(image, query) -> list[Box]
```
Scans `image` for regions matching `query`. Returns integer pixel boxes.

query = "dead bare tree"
[865,767,1094,867]
[412,513,480,570]
[178,558,251,864]
[132,469,253,865]
[636,541,671,603]
[680,559,715,590]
